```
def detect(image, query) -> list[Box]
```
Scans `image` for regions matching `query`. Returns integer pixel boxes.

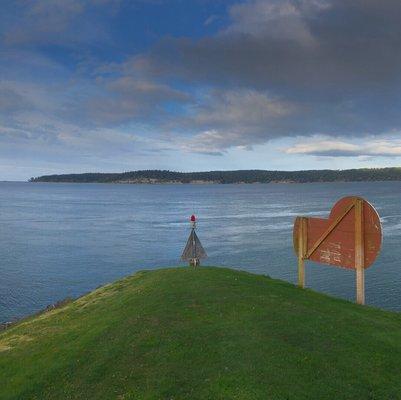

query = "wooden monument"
[181,215,207,267]
[293,196,382,305]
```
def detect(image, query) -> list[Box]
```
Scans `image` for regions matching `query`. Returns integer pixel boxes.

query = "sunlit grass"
[1,267,401,399]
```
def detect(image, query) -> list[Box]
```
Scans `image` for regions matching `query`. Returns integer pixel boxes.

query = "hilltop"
[1,267,401,399]
[29,167,401,184]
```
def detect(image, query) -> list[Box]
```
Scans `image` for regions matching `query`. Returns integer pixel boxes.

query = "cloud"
[0,74,183,166]
[1,0,120,47]
[170,88,300,153]
[83,75,191,126]
[147,0,401,89]
[0,85,32,115]
[225,0,328,43]
[285,138,401,157]
[2,0,401,178]
[0,113,166,161]
[119,0,401,150]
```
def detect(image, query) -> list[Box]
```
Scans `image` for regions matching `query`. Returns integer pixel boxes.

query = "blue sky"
[1,0,401,180]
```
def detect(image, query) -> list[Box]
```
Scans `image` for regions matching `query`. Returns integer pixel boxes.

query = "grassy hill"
[1,267,401,399]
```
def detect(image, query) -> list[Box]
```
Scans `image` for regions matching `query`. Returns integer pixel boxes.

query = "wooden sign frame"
[294,196,382,305]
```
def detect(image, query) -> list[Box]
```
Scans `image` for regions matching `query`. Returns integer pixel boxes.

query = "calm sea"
[0,181,400,322]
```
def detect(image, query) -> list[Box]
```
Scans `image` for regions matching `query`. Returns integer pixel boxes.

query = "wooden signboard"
[293,196,382,305]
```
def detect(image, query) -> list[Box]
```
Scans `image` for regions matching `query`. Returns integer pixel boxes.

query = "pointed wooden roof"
[181,230,207,260]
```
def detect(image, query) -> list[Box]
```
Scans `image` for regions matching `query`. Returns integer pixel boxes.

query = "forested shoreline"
[30,167,401,184]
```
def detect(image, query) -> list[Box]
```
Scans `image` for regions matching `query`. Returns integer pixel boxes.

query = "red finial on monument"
[181,213,207,267]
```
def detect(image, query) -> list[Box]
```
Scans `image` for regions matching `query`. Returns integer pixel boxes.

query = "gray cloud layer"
[1,0,401,165]
[148,0,401,90]
[121,0,401,151]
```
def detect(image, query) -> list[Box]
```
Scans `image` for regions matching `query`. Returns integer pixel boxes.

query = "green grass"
[1,266,401,399]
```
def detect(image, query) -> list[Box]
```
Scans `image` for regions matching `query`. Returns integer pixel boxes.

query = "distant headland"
[29,167,401,184]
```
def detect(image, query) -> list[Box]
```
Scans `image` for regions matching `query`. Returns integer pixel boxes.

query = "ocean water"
[0,181,400,322]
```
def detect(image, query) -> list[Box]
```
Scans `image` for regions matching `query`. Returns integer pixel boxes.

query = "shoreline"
[25,179,401,185]
[28,167,401,185]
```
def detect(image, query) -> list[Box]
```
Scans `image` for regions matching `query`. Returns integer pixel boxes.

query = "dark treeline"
[30,167,401,184]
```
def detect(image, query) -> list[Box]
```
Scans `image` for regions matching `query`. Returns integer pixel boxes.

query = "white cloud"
[224,0,330,44]
[285,138,401,157]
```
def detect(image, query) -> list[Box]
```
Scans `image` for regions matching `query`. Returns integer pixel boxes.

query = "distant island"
[29,167,401,184]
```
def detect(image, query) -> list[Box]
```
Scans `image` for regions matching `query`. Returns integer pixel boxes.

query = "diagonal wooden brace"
[305,201,356,259]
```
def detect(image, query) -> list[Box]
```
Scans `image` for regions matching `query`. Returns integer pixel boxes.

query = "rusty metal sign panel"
[293,196,382,269]
[293,196,382,304]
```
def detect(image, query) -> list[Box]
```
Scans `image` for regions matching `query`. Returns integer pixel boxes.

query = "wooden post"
[298,217,307,288]
[355,199,365,305]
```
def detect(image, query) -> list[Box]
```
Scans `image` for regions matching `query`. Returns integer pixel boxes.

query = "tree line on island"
[30,167,401,184]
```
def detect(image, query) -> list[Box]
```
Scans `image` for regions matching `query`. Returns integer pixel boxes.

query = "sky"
[1,0,401,180]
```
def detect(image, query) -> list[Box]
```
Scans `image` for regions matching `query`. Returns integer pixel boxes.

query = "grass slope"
[1,267,401,400]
